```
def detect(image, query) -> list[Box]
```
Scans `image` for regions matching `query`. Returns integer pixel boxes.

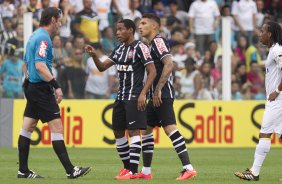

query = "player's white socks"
[141,166,151,175]
[250,139,271,176]
[183,164,194,171]
[20,128,32,139]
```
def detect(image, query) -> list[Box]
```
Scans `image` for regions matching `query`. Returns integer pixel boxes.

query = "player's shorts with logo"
[24,82,60,123]
[260,100,282,135]
[112,100,147,130]
[147,99,176,127]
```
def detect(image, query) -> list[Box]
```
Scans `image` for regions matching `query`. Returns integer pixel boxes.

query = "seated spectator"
[0,0,15,18]
[6,23,24,59]
[231,81,243,100]
[64,48,87,99]
[211,55,222,85]
[235,35,248,63]
[247,62,263,97]
[102,27,117,54]
[0,45,23,98]
[85,44,116,99]
[169,0,189,27]
[179,57,201,99]
[0,17,16,55]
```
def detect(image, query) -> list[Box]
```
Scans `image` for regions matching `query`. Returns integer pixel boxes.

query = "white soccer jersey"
[265,43,282,99]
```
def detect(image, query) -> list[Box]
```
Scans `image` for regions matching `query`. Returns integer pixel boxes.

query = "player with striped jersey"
[85,19,156,180]
[138,13,197,180]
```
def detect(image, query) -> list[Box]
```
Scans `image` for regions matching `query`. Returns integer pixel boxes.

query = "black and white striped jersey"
[108,40,153,100]
[149,34,175,99]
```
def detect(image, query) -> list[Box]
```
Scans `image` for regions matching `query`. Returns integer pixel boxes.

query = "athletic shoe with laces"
[67,166,91,179]
[137,172,153,179]
[17,170,44,178]
[234,168,259,181]
[115,171,139,180]
[176,169,197,180]
[115,168,130,179]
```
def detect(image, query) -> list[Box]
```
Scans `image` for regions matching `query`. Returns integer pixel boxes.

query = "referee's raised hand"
[55,88,63,104]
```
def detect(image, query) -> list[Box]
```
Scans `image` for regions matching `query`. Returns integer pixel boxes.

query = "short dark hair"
[39,7,62,26]
[118,19,136,34]
[265,21,282,45]
[142,13,161,26]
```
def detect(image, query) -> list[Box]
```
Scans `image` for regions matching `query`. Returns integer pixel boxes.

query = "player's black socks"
[169,130,191,166]
[52,140,74,174]
[116,137,130,170]
[129,136,141,174]
[142,133,154,167]
[18,135,31,173]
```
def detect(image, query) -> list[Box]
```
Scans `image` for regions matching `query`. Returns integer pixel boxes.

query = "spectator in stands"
[6,23,24,59]
[112,0,130,21]
[0,0,15,18]
[234,63,247,87]
[245,35,262,73]
[197,61,214,100]
[58,0,72,43]
[188,0,220,55]
[73,0,100,47]
[232,0,257,44]
[256,0,265,28]
[38,0,51,20]
[0,45,23,98]
[235,34,248,63]
[247,62,263,97]
[231,81,243,100]
[211,55,222,85]
[85,44,116,99]
[70,0,83,13]
[65,48,87,99]
[101,26,117,54]
[180,57,201,99]
[27,0,40,30]
[92,0,112,31]
[152,0,165,18]
[169,0,189,27]
[0,17,16,55]
[123,0,142,21]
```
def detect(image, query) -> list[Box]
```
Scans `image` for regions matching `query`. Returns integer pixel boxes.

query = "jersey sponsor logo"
[154,38,168,54]
[38,41,48,58]
[139,43,151,59]
[128,50,134,59]
[116,64,133,72]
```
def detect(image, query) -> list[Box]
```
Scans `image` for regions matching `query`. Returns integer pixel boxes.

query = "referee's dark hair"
[266,21,282,45]
[40,7,62,27]
[118,19,136,34]
[142,13,161,26]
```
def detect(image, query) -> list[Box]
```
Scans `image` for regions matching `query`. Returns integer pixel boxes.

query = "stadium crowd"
[0,0,281,100]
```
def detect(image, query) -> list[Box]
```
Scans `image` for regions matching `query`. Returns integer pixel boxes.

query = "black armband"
[49,78,60,89]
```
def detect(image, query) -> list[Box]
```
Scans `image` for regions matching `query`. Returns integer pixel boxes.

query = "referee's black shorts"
[147,99,176,127]
[112,100,147,131]
[24,81,60,123]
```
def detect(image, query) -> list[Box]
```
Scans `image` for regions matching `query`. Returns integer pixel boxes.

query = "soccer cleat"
[176,169,197,180]
[115,168,130,179]
[115,171,139,180]
[137,172,153,179]
[17,170,44,178]
[234,168,259,181]
[67,166,91,179]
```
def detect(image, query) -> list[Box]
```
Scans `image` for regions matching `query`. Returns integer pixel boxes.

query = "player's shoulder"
[272,43,282,54]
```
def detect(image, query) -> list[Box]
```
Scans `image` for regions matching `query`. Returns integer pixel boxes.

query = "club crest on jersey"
[38,41,48,57]
[116,64,133,72]
[128,50,134,59]
[155,38,168,54]
[139,43,151,59]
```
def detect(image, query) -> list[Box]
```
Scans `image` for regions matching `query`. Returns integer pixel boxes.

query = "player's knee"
[128,129,140,137]
[164,124,177,136]
[114,130,125,138]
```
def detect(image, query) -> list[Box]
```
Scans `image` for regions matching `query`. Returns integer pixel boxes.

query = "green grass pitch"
[0,148,281,184]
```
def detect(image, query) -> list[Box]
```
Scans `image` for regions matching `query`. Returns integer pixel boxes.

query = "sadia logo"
[30,107,83,146]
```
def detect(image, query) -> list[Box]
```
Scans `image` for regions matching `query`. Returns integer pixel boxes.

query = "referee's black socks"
[18,128,32,173]
[51,133,74,174]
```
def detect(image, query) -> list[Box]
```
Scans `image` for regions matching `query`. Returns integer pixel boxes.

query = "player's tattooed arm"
[85,45,114,72]
[153,55,173,107]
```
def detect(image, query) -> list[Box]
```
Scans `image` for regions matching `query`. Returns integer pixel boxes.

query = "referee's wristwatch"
[275,87,281,94]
